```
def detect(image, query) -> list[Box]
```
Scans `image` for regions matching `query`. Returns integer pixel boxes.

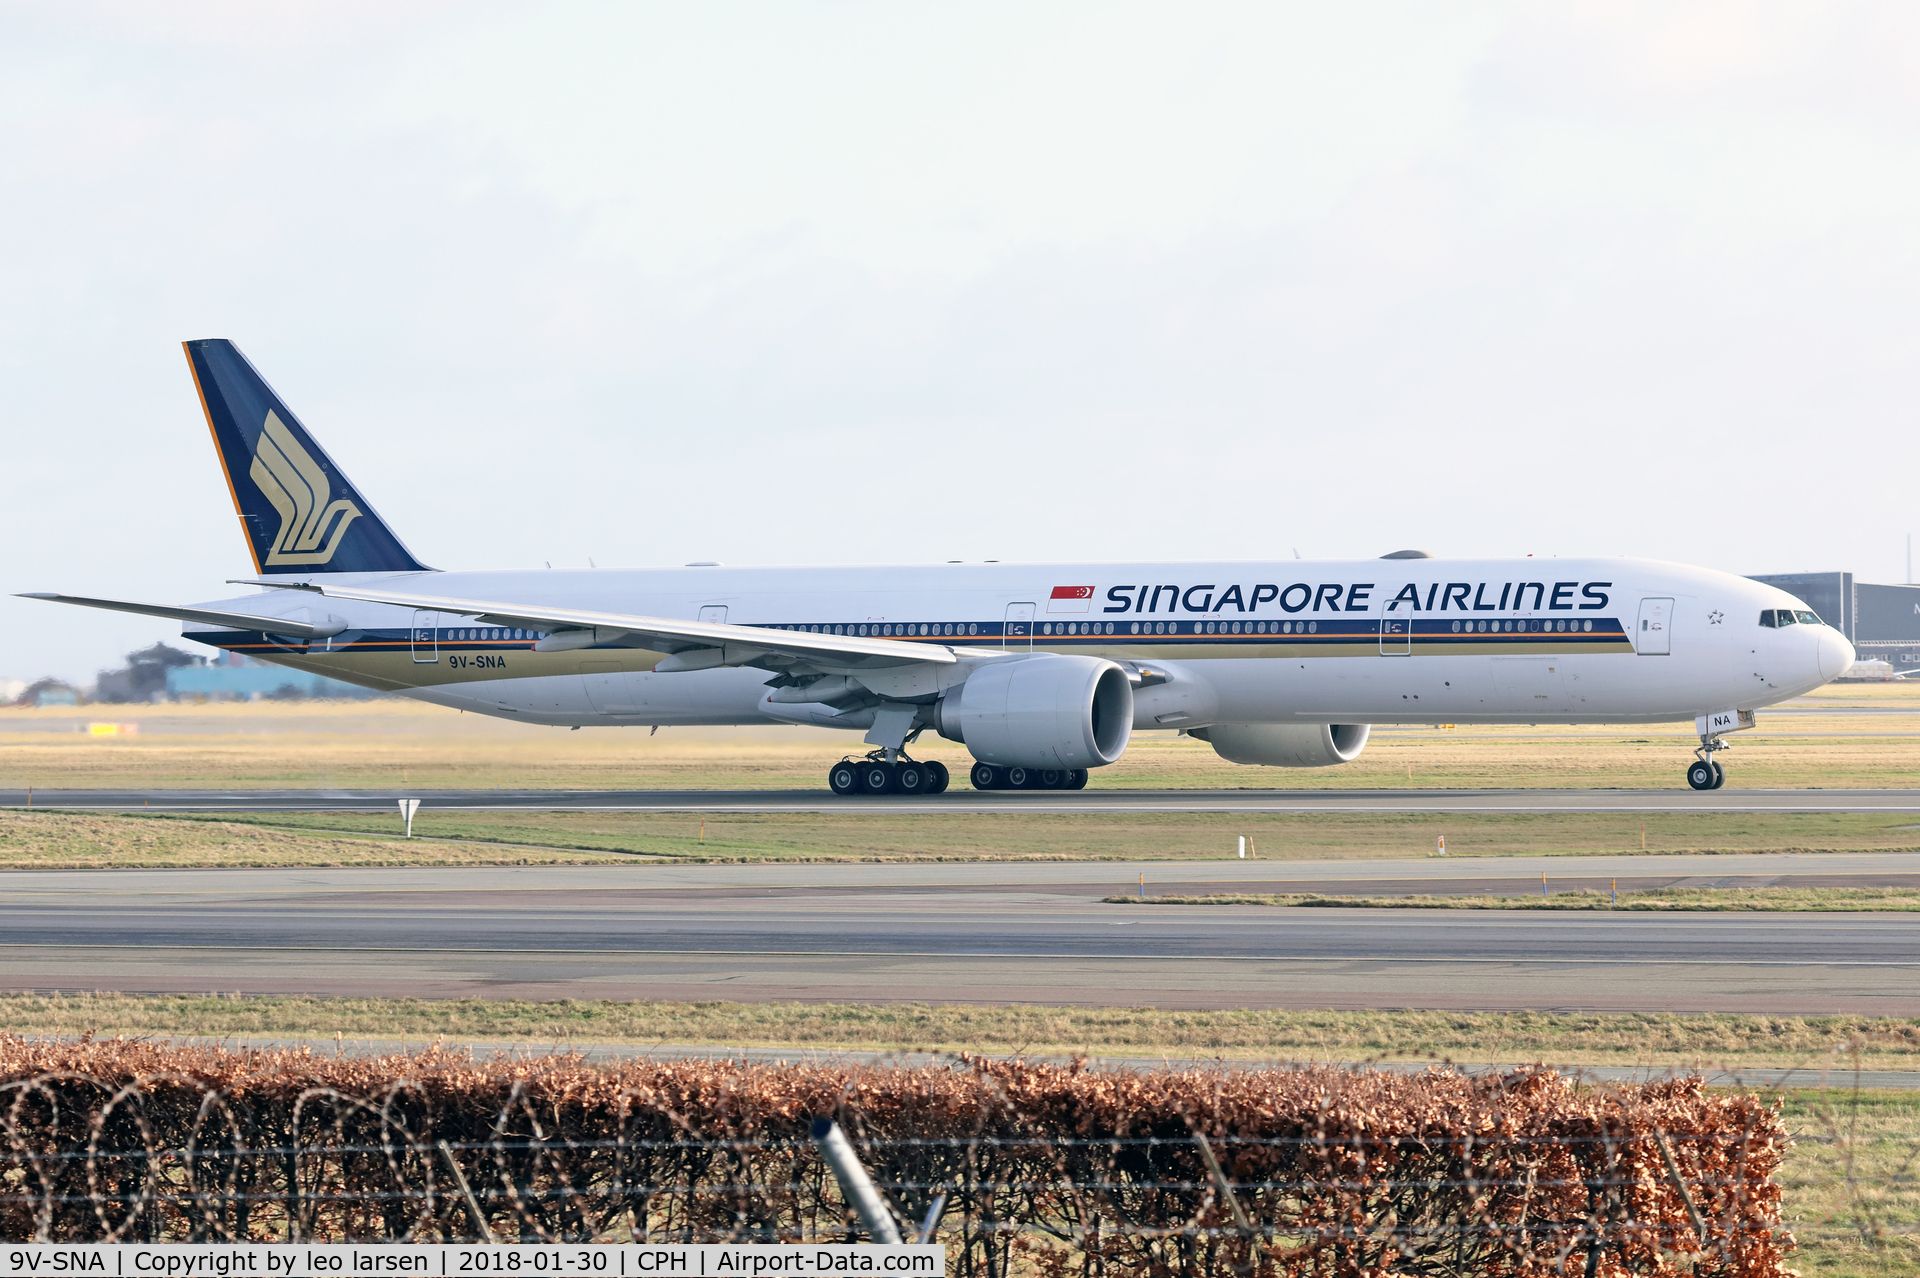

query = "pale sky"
[6,2,1920,683]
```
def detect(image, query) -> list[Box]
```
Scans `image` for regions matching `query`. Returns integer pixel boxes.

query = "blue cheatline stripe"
[190,615,1630,655]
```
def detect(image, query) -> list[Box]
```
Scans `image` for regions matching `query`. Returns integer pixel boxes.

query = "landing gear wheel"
[1006,766,1033,789]
[1065,769,1088,791]
[828,762,859,796]
[1037,769,1067,790]
[895,762,927,795]
[1686,760,1716,791]
[970,762,1002,791]
[1710,761,1726,790]
[925,761,950,794]
[859,762,896,795]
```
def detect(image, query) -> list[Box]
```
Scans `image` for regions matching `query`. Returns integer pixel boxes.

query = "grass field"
[0,810,637,867]
[5,806,1920,866]
[1114,886,1920,911]
[3,680,1919,790]
[1778,1089,1920,1276]
[7,992,1920,1070]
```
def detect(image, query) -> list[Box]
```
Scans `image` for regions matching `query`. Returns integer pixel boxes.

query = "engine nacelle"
[935,655,1133,768]
[1191,723,1370,767]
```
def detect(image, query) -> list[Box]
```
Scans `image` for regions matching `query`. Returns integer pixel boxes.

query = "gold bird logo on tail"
[249,411,362,566]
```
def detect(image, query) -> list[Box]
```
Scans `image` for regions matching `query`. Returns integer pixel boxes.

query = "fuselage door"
[1492,657,1568,711]
[1637,597,1673,655]
[698,605,728,625]
[1380,610,1412,655]
[411,610,438,664]
[1004,602,1035,650]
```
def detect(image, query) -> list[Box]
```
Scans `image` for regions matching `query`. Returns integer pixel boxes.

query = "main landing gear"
[828,751,950,797]
[1686,734,1729,791]
[970,763,1089,791]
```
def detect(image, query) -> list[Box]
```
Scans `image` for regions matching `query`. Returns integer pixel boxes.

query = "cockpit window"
[1794,610,1821,626]
[1759,611,1776,628]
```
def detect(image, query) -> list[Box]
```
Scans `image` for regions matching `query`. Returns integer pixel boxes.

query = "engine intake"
[936,655,1133,768]
[1191,723,1370,767]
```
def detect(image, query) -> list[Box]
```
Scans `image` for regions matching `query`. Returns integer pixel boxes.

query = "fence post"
[1192,1130,1263,1275]
[438,1141,497,1243]
[811,1118,903,1244]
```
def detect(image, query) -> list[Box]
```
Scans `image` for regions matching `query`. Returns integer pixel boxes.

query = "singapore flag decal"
[1048,585,1094,614]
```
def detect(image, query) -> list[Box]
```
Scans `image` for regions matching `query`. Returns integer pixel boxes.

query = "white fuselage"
[184,556,1852,735]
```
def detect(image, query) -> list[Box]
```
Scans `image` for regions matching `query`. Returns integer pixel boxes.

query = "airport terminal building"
[1750,572,1920,676]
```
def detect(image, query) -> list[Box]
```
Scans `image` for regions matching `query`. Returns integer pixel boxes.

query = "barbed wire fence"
[1,1036,1904,1277]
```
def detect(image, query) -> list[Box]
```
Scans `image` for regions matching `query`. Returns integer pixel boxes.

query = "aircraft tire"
[1037,769,1067,789]
[1065,769,1088,790]
[859,762,896,795]
[925,761,950,794]
[828,762,859,796]
[1710,761,1726,789]
[1686,760,1715,790]
[1006,766,1034,789]
[895,762,927,795]
[970,762,1001,790]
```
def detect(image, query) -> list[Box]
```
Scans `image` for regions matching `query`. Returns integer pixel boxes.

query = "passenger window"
[1795,610,1821,625]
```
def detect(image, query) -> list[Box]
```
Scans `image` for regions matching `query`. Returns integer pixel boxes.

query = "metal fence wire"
[0,1038,1804,1277]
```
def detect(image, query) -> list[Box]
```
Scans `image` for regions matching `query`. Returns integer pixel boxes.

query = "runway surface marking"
[12,941,1919,967]
[7,852,1920,894]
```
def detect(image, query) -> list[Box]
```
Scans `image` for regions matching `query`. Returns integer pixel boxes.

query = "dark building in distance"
[1749,572,1920,676]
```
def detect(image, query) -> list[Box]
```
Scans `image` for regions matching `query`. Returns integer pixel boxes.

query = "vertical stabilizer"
[184,339,429,575]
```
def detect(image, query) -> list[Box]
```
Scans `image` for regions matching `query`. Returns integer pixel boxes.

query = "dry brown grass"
[5,806,1919,867]
[10,992,1920,1071]
[0,809,639,867]
[2,680,1918,790]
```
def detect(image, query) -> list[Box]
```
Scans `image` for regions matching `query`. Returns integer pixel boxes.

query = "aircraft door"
[411,611,439,663]
[1380,611,1412,655]
[1636,598,1673,655]
[1003,602,1035,650]
[1492,657,1568,711]
[699,605,728,624]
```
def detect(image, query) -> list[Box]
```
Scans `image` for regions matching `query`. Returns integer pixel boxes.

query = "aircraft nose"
[1817,628,1855,682]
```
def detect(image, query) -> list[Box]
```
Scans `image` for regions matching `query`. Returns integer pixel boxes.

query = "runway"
[4,855,1919,1013]
[9,786,1920,813]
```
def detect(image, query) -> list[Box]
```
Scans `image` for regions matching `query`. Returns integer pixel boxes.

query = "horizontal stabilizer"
[18,592,345,639]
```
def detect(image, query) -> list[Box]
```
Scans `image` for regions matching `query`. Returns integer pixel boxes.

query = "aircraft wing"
[236,580,959,669]
[18,592,345,639]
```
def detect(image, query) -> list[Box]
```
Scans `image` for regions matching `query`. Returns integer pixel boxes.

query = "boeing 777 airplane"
[25,340,1855,795]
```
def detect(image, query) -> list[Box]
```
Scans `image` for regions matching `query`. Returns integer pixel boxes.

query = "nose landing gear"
[1686,734,1729,790]
[827,750,950,797]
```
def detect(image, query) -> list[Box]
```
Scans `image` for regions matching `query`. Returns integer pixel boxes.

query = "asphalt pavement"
[8,787,1920,813]
[4,857,1918,1014]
